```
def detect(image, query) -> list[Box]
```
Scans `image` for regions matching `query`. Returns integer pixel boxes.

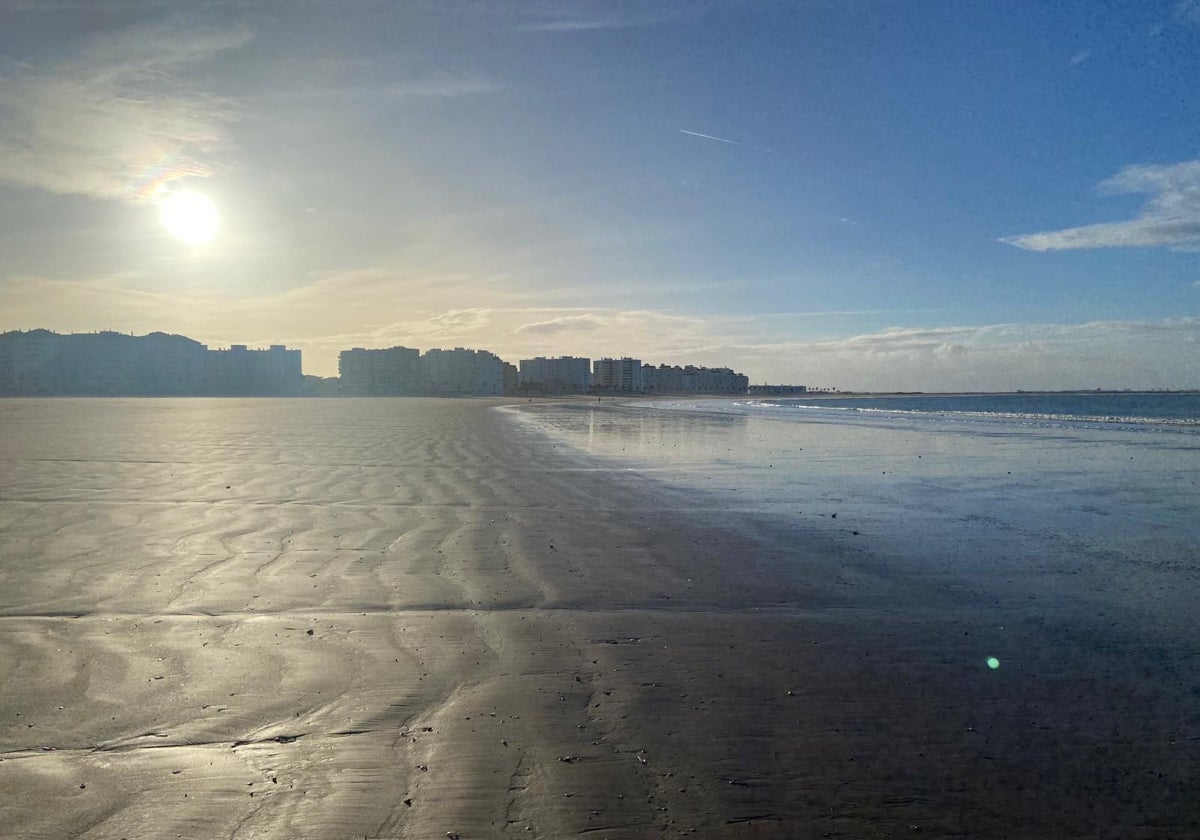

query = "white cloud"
[0,23,250,203]
[1003,160,1200,251]
[516,314,607,334]
[508,0,703,32]
[513,4,671,31]
[706,320,1200,391]
[517,17,638,32]
[425,308,494,335]
[256,74,500,103]
[514,311,712,356]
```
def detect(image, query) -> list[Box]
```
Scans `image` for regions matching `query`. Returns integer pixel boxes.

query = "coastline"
[1,397,1197,838]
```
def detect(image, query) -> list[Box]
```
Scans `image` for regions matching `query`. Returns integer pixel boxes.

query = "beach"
[1,397,1197,839]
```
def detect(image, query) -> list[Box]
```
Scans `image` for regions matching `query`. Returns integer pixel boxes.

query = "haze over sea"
[510,392,1200,637]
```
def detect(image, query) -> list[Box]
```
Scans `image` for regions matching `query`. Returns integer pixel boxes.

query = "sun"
[157,190,220,245]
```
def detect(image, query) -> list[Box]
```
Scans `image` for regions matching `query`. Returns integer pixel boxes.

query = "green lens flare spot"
[986,657,1000,670]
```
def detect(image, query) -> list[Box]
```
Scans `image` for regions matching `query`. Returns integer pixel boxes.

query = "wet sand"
[0,398,1196,839]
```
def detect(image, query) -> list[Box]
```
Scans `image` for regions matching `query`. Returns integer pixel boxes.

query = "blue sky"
[1,0,1198,389]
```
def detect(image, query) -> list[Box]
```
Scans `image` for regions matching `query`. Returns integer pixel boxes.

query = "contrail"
[680,129,771,152]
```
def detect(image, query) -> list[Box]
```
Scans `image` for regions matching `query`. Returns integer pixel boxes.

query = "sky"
[1,0,1198,391]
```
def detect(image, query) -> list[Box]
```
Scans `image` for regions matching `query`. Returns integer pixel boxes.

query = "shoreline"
[5,387,1199,401]
[1,398,1197,838]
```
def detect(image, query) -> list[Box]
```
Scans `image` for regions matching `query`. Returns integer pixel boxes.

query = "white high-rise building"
[592,357,643,392]
[642,364,749,394]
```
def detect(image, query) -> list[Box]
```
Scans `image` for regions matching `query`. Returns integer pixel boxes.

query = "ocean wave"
[731,399,1200,429]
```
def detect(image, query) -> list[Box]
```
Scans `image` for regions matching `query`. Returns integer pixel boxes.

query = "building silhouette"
[420,347,505,395]
[502,362,519,395]
[1,330,772,399]
[642,364,749,395]
[204,344,302,395]
[592,357,643,392]
[338,346,421,395]
[518,356,591,392]
[0,330,301,396]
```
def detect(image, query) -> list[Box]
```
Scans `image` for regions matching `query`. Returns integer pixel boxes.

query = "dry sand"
[0,398,1196,839]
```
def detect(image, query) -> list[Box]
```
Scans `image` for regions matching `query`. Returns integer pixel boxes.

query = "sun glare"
[157,190,220,246]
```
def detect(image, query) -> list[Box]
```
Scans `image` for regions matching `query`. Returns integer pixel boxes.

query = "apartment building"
[642,364,749,395]
[419,347,505,395]
[204,344,303,395]
[518,356,592,392]
[592,357,643,392]
[338,346,421,395]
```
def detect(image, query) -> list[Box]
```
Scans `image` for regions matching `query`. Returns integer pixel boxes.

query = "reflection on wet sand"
[1,398,1197,839]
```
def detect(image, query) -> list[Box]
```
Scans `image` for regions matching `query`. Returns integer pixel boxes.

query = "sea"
[505,392,1200,635]
[736,391,1200,426]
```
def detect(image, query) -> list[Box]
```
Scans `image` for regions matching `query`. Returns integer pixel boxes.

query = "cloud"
[1002,159,1200,251]
[257,74,500,102]
[518,17,638,32]
[509,0,699,32]
[1068,50,1092,66]
[516,314,607,334]
[425,308,494,335]
[0,23,249,203]
[513,10,652,31]
[704,319,1200,391]
[515,311,711,352]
